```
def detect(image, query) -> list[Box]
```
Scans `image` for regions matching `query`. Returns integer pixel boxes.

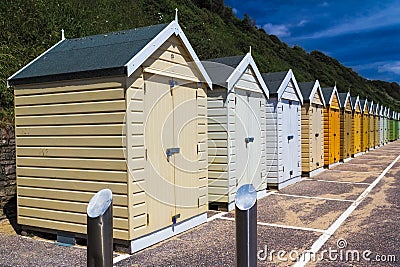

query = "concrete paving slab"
[311,164,400,266]
[222,194,350,231]
[279,179,368,201]
[115,219,321,266]
[308,171,377,184]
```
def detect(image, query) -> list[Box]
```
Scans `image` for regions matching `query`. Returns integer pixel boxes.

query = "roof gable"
[339,92,352,111]
[360,99,369,114]
[8,20,212,89]
[261,69,303,103]
[351,96,361,113]
[298,80,325,107]
[322,85,341,109]
[203,53,269,98]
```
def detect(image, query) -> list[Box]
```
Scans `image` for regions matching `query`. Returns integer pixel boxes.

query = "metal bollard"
[235,184,257,267]
[87,189,113,267]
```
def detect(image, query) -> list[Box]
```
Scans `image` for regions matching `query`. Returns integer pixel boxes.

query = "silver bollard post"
[87,189,113,267]
[235,184,257,267]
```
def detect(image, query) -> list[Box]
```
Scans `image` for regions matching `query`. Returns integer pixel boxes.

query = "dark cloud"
[225,0,400,83]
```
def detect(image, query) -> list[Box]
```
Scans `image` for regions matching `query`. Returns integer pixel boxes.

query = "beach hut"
[360,99,370,151]
[383,107,389,144]
[262,70,303,189]
[351,96,362,157]
[368,101,376,149]
[298,80,326,176]
[8,18,213,253]
[386,108,392,143]
[397,113,400,139]
[379,105,385,146]
[398,113,400,139]
[322,86,341,168]
[338,92,352,161]
[203,53,269,210]
[374,103,380,147]
[390,111,397,141]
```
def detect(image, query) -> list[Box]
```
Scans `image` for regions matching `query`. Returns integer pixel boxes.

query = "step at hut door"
[143,74,199,232]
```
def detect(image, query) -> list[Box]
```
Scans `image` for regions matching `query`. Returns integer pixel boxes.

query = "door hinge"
[143,80,146,94]
[145,148,148,161]
[147,214,149,225]
[198,197,200,208]
[196,90,198,99]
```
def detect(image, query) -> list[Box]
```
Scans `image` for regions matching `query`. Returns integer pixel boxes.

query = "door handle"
[315,133,319,137]
[287,135,294,141]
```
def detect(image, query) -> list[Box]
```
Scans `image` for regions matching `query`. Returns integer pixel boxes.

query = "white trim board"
[218,216,325,233]
[130,213,207,254]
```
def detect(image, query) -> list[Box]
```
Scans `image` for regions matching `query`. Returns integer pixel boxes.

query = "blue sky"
[225,0,400,84]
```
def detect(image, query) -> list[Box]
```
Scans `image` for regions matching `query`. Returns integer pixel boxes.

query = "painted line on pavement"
[272,192,354,203]
[294,153,400,267]
[302,178,370,185]
[113,253,131,265]
[217,216,325,233]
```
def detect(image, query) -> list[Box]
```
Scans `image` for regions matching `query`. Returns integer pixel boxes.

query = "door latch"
[245,137,254,143]
[287,135,294,141]
[166,147,180,161]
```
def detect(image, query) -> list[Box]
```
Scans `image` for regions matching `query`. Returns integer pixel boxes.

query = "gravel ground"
[0,140,398,267]
[0,233,86,267]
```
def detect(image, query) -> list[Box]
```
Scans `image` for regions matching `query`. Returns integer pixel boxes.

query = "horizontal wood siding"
[266,99,281,185]
[281,80,300,102]
[301,104,311,172]
[207,88,229,203]
[14,77,129,240]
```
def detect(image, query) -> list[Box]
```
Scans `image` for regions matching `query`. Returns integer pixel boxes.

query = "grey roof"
[338,93,348,107]
[8,23,169,85]
[203,55,245,85]
[321,87,334,104]
[261,71,288,94]
[360,100,367,111]
[350,96,357,106]
[298,82,315,102]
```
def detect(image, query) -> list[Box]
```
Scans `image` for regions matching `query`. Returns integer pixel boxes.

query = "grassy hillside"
[1,0,399,122]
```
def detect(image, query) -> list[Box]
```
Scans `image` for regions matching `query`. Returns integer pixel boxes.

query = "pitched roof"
[8,23,168,85]
[350,96,361,112]
[261,71,288,94]
[207,55,245,68]
[298,82,315,101]
[321,87,334,104]
[8,21,213,88]
[203,54,269,97]
[338,92,348,107]
[203,55,245,86]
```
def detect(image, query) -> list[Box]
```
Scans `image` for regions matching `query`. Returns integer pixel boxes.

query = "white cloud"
[263,23,291,37]
[319,2,329,7]
[232,8,238,15]
[294,4,400,40]
[378,62,400,75]
[297,19,308,27]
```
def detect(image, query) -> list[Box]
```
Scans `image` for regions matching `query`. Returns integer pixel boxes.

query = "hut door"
[143,74,198,231]
[235,90,262,189]
[312,105,323,169]
[144,74,175,231]
[282,100,296,181]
